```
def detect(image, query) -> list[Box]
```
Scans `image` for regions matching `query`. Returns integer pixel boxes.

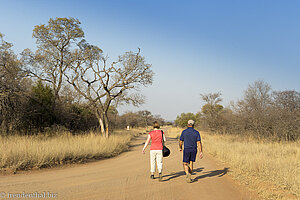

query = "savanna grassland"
[165,127,300,200]
[0,128,148,173]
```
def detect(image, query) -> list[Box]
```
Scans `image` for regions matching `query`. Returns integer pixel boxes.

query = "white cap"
[188,120,195,125]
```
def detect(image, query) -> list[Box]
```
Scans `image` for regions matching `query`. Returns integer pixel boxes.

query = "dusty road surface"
[0,135,257,200]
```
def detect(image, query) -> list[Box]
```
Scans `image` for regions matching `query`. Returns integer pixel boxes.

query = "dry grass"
[164,126,183,138]
[165,127,300,200]
[0,130,141,172]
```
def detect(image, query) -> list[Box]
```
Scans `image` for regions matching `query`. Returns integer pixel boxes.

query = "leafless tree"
[237,80,272,137]
[272,90,300,140]
[200,92,222,106]
[65,42,153,137]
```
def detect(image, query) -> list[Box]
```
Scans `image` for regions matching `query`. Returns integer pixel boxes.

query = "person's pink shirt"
[149,129,164,150]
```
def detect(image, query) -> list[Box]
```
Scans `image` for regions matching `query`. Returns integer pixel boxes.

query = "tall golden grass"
[0,131,137,172]
[165,127,300,200]
[164,126,183,138]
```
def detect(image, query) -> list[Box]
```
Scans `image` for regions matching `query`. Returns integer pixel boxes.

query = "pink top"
[149,129,164,150]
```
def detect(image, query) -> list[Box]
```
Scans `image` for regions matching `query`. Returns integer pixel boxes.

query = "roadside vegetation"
[1,15,299,200]
[0,128,148,173]
[173,79,299,199]
[166,127,300,200]
[203,132,300,200]
[0,17,163,138]
[175,80,299,142]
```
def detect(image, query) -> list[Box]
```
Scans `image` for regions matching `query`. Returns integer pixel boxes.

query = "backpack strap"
[161,130,164,145]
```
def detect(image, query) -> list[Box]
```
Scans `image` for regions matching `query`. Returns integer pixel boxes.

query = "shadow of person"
[193,167,229,182]
[129,143,145,148]
[162,167,204,182]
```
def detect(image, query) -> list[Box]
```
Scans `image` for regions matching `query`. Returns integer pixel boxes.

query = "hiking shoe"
[150,174,154,179]
[186,174,192,183]
[158,173,163,182]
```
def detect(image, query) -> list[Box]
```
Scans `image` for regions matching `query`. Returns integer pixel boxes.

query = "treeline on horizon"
[0,17,165,136]
[0,77,164,134]
[175,80,300,141]
[1,17,299,140]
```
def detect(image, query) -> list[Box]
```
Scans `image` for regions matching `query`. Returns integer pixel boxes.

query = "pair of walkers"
[142,120,203,183]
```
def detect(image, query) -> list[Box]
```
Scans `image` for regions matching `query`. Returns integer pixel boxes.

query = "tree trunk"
[99,117,105,136]
[103,112,109,138]
[95,109,105,136]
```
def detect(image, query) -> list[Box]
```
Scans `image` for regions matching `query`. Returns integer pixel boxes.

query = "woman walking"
[142,121,166,182]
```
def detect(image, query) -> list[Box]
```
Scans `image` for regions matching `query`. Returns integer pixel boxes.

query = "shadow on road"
[162,167,204,181]
[162,167,229,182]
[129,143,144,148]
[193,167,229,182]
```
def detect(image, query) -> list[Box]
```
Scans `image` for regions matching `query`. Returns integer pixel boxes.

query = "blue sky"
[1,0,299,120]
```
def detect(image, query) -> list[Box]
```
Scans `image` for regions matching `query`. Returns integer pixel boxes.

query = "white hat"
[188,120,195,125]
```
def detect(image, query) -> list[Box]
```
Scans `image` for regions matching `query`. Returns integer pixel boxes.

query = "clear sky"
[1,0,299,120]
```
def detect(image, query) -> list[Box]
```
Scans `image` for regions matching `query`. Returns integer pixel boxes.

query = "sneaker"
[150,174,154,179]
[158,173,162,182]
[186,174,192,183]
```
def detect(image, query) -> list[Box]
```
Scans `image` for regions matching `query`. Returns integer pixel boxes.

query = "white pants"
[150,150,163,173]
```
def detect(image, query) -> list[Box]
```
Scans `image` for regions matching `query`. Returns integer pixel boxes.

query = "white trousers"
[150,150,163,173]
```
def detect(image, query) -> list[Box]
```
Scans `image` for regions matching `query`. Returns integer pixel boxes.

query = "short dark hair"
[153,121,160,129]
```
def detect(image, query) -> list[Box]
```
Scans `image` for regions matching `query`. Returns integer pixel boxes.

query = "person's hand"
[179,148,183,152]
[142,149,145,154]
[199,152,203,159]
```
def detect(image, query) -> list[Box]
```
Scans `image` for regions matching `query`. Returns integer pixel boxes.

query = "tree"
[0,33,26,134]
[237,80,272,136]
[122,112,141,128]
[175,112,196,128]
[200,92,224,131]
[65,45,153,137]
[22,81,56,132]
[115,110,163,129]
[137,110,154,127]
[22,17,84,101]
[200,92,222,107]
[272,90,300,140]
[273,90,300,112]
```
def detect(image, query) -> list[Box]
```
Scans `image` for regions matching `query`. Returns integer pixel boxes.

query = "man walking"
[179,120,203,183]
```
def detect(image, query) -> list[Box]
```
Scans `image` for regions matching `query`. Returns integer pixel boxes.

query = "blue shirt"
[180,127,201,150]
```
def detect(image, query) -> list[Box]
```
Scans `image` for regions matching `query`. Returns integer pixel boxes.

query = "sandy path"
[0,135,256,200]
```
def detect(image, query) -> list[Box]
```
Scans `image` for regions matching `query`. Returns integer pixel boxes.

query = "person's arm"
[179,132,184,151]
[179,140,183,151]
[142,135,151,154]
[197,140,203,159]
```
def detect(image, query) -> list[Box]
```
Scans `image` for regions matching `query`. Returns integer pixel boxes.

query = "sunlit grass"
[0,130,139,172]
[166,127,300,200]
[164,126,183,138]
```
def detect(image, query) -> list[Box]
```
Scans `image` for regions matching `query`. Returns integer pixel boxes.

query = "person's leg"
[183,162,192,183]
[183,162,190,175]
[189,150,197,174]
[189,161,194,174]
[183,149,191,175]
[156,150,163,181]
[156,150,163,174]
[183,149,192,183]
[150,150,156,177]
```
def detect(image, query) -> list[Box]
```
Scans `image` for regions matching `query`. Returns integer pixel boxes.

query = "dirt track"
[0,135,257,200]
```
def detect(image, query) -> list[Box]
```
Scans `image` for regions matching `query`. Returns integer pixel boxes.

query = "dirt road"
[0,135,256,200]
